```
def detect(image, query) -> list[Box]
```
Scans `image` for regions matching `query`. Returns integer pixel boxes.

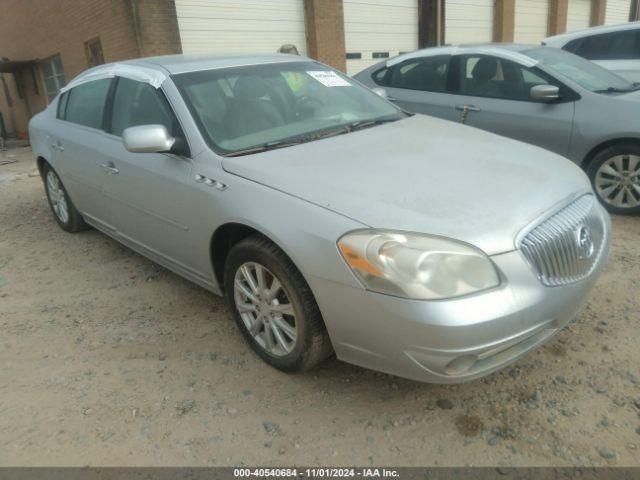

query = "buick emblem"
[575,225,594,259]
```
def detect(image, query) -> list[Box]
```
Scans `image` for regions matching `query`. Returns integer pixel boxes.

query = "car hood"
[611,88,640,103]
[222,115,592,255]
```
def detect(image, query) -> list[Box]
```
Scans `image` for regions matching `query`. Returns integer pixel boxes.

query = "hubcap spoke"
[266,277,282,302]
[255,264,267,293]
[270,302,294,316]
[263,322,275,350]
[235,279,259,304]
[612,155,624,173]
[612,186,626,206]
[240,265,259,295]
[270,322,291,353]
[599,182,618,198]
[272,316,296,340]
[237,302,257,313]
[599,164,620,178]
[249,316,264,335]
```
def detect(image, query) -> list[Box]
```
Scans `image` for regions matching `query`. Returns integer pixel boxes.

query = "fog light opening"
[444,355,477,376]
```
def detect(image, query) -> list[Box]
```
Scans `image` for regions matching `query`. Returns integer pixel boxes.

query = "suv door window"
[571,29,640,60]
[110,77,183,138]
[458,55,559,101]
[64,78,112,129]
[374,55,450,92]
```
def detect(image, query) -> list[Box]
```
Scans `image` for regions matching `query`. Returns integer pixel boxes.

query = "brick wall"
[591,0,607,25]
[132,0,182,57]
[548,0,569,36]
[493,0,515,42]
[0,0,181,135]
[304,0,347,72]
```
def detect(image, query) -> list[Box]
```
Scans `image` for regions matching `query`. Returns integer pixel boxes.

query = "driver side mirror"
[122,125,176,154]
[530,84,560,102]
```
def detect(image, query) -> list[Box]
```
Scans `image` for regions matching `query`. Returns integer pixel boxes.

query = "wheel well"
[210,223,263,291]
[36,156,48,178]
[581,138,640,169]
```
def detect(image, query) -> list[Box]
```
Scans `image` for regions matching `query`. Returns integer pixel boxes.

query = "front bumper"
[307,223,610,384]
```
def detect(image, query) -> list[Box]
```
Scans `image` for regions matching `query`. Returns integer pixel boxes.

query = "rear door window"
[378,55,451,92]
[63,78,112,130]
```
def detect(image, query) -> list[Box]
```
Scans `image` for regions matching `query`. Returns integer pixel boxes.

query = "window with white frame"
[40,54,66,101]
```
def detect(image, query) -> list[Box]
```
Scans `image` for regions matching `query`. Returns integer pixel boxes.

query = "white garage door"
[175,0,307,55]
[445,0,494,44]
[605,0,631,24]
[344,0,418,75]
[514,0,549,44]
[566,0,592,32]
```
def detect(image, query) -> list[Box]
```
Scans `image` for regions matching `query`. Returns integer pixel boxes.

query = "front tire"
[224,235,333,372]
[43,163,88,232]
[587,143,640,215]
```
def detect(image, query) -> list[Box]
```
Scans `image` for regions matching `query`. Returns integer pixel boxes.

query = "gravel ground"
[1,146,639,467]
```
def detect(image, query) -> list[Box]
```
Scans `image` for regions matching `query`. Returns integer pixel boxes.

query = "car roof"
[384,44,540,68]
[123,53,314,75]
[543,21,640,46]
[59,54,318,93]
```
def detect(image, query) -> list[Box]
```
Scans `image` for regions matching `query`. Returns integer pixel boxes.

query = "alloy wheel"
[46,170,70,224]
[594,154,640,209]
[233,262,298,357]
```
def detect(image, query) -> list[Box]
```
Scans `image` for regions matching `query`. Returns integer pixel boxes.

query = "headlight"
[338,230,500,300]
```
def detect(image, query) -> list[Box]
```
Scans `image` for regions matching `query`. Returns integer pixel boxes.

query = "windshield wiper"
[594,85,640,93]
[345,117,401,132]
[222,140,300,157]
[222,126,351,157]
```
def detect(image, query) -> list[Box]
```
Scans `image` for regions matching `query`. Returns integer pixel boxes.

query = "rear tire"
[42,163,88,232]
[224,234,333,372]
[586,143,640,215]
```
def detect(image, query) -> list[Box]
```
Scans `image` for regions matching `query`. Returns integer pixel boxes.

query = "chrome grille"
[520,195,606,286]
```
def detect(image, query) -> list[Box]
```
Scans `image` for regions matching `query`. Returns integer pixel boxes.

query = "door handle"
[455,104,481,112]
[99,162,119,175]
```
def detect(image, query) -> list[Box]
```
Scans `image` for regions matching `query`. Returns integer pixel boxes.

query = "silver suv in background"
[354,44,640,214]
[543,22,640,82]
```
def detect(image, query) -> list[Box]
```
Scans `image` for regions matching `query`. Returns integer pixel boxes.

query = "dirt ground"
[1,145,639,467]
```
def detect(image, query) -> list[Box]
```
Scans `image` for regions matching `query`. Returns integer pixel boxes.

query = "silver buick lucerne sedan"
[29,55,610,383]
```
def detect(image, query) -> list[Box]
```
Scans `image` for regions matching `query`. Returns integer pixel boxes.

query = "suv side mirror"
[122,125,175,153]
[530,84,560,102]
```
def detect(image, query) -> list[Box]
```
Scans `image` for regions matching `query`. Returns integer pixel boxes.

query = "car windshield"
[172,61,405,155]
[523,47,638,93]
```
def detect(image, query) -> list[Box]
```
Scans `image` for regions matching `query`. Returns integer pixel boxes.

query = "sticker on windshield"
[306,71,352,87]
